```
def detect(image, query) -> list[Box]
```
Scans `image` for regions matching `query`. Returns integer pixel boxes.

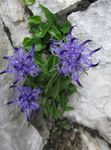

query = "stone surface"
[29,0,80,16]
[65,0,111,144]
[0,0,30,46]
[81,130,110,150]
[0,1,44,150]
[1,0,111,149]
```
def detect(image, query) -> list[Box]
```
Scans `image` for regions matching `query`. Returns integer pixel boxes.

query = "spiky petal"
[50,32,101,86]
[7,86,41,121]
[0,46,40,84]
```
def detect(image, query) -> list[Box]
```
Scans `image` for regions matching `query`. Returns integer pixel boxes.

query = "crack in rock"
[1,19,14,48]
[56,0,97,24]
[43,119,111,150]
[78,122,111,148]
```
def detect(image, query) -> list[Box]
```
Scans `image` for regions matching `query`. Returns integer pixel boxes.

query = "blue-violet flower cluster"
[8,86,41,121]
[0,30,101,120]
[50,32,101,86]
[0,46,41,120]
[0,46,40,84]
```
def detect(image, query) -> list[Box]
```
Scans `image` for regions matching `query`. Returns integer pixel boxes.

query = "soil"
[43,119,82,150]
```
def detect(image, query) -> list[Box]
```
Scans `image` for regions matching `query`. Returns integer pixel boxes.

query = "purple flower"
[8,86,41,121]
[50,31,101,86]
[0,46,40,84]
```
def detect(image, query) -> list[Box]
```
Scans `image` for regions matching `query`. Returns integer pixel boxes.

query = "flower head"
[0,46,40,84]
[8,86,41,121]
[50,31,101,86]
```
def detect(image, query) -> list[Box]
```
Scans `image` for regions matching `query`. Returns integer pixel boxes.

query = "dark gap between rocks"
[43,118,111,150]
[56,0,97,24]
[1,19,14,47]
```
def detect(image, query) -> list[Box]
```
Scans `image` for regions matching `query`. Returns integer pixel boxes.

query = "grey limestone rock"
[0,1,44,150]
[65,0,111,144]
[29,0,81,17]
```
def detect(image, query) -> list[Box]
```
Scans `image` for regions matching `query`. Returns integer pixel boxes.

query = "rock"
[81,130,110,150]
[29,0,80,16]
[0,0,45,149]
[0,18,44,150]
[65,0,111,144]
[0,0,30,46]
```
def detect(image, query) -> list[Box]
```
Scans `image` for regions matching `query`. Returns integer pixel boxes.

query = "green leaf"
[47,55,55,71]
[60,22,72,34]
[64,106,74,111]
[67,84,77,95]
[48,26,62,40]
[47,101,55,117]
[29,27,39,37]
[54,78,60,99]
[43,33,51,44]
[40,97,49,116]
[61,122,71,130]
[24,0,35,5]
[34,53,43,65]
[23,37,39,47]
[28,16,41,24]
[45,71,58,93]
[23,37,45,52]
[59,77,71,91]
[38,22,50,37]
[52,56,59,66]
[39,4,57,25]
[34,53,49,75]
[34,43,45,52]
[30,22,50,38]
[47,55,58,72]
[54,108,62,119]
[59,95,68,109]
[23,37,30,48]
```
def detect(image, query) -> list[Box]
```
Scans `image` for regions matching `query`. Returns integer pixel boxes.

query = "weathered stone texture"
[29,0,80,16]
[0,1,44,150]
[81,130,110,150]
[65,0,111,144]
[0,0,111,149]
[0,0,30,46]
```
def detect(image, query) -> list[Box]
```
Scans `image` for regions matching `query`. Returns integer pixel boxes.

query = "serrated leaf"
[28,16,41,24]
[39,4,57,25]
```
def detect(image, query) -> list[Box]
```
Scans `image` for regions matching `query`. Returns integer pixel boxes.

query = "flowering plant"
[0,5,100,121]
